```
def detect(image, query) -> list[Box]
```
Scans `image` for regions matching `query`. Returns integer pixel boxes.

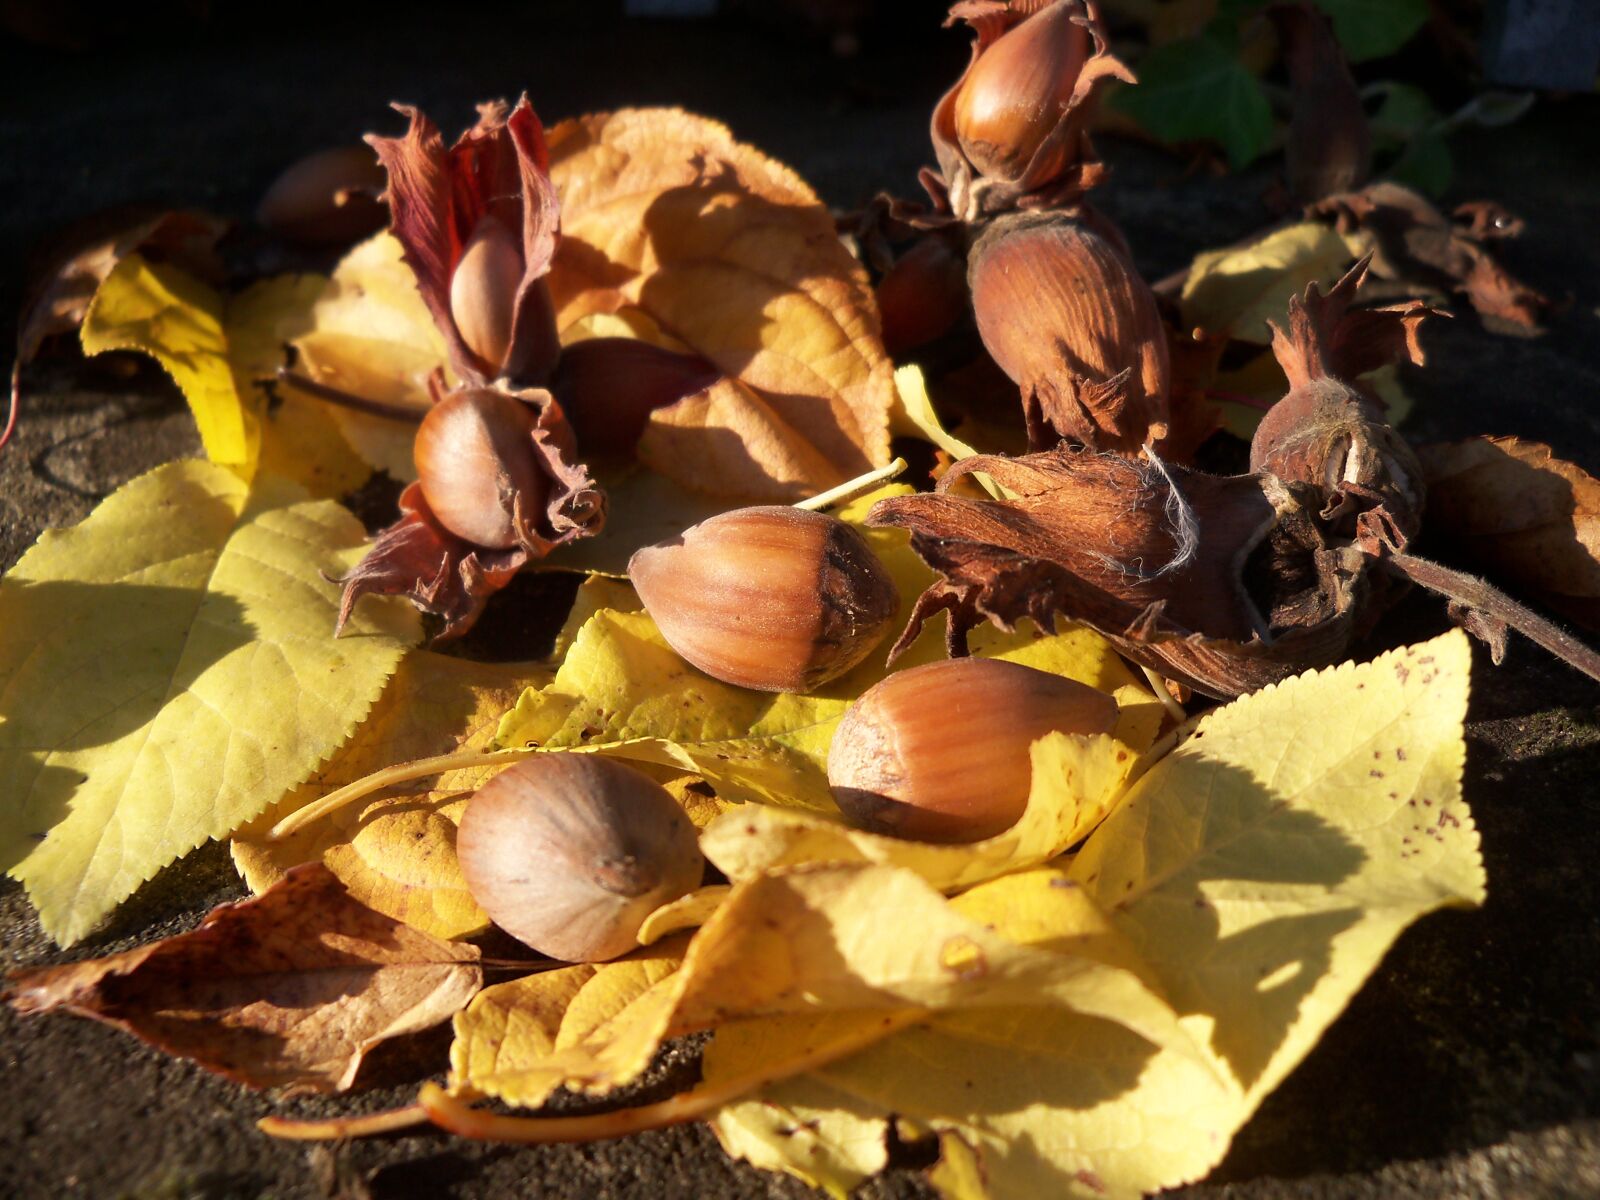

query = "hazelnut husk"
[628,506,900,693]
[968,209,1170,453]
[828,657,1117,842]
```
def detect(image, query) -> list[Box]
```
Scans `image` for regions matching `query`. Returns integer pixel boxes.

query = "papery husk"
[926,0,1134,222]
[338,384,604,640]
[868,447,1367,698]
[968,209,1169,452]
[1270,1,1370,205]
[369,96,562,385]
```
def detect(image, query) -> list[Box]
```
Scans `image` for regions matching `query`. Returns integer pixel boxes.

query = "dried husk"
[871,263,1436,698]
[968,209,1170,452]
[369,96,562,386]
[926,0,1134,222]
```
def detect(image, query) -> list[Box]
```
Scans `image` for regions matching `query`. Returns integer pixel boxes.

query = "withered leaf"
[16,207,226,366]
[1270,1,1369,205]
[1308,181,1555,329]
[545,107,894,501]
[1419,435,1600,632]
[7,864,481,1092]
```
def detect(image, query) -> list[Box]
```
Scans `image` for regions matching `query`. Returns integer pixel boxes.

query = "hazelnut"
[413,388,546,549]
[828,657,1117,842]
[628,506,900,693]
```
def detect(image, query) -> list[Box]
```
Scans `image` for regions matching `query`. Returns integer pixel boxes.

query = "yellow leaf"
[1070,630,1484,1105]
[449,936,689,1109]
[232,651,551,939]
[541,467,737,578]
[81,255,258,473]
[289,231,450,479]
[725,636,1483,1197]
[499,486,1159,811]
[1179,221,1353,343]
[226,273,372,499]
[0,461,419,945]
[700,732,1137,894]
[547,108,894,500]
[891,364,979,462]
[637,884,731,946]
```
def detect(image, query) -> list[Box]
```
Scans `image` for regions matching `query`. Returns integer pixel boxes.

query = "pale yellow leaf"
[0,461,419,944]
[1180,221,1354,343]
[232,651,550,939]
[81,255,258,472]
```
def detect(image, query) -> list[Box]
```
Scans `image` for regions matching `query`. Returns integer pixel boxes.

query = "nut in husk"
[628,506,900,693]
[449,214,524,377]
[968,209,1170,452]
[927,0,1133,221]
[828,656,1117,842]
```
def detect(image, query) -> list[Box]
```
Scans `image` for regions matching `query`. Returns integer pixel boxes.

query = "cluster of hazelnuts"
[457,504,1117,964]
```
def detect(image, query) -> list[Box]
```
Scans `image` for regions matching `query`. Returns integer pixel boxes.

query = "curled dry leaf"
[927,0,1134,222]
[872,263,1433,698]
[17,206,225,367]
[8,864,481,1092]
[233,651,553,939]
[545,107,894,501]
[1419,435,1600,632]
[1309,180,1555,329]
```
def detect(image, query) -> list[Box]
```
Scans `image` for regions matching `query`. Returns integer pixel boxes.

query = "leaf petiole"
[258,1102,430,1140]
[265,747,540,841]
[792,457,908,512]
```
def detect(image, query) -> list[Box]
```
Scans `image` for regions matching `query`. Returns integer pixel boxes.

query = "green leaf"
[0,461,420,944]
[1387,131,1454,196]
[1369,82,1441,147]
[1313,0,1428,62]
[1112,34,1274,168]
[81,255,258,473]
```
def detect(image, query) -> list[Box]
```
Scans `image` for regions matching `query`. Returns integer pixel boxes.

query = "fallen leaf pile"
[4,3,1599,1197]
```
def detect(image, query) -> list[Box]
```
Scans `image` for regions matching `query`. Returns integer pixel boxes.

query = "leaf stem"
[258,1103,430,1141]
[1136,663,1187,724]
[266,747,540,841]
[0,360,20,454]
[1382,551,1600,686]
[276,367,430,423]
[793,458,908,512]
[418,1008,929,1144]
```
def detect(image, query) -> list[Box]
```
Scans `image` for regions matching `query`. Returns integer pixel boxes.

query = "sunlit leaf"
[232,651,551,939]
[546,108,894,500]
[1180,221,1355,342]
[81,255,258,472]
[0,460,419,945]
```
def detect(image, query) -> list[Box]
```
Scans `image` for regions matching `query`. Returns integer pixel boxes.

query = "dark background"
[2,3,1599,1197]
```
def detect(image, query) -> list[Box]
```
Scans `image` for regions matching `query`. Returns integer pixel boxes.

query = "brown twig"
[276,367,429,423]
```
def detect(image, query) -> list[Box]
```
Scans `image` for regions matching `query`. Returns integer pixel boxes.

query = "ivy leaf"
[1313,0,1428,62]
[0,461,419,945]
[1111,34,1274,168]
[9,864,480,1091]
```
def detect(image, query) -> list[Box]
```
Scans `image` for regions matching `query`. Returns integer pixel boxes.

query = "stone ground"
[2,6,1599,1198]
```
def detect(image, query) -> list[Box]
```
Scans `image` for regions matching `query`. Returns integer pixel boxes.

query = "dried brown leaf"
[7,864,481,1091]
[1420,435,1600,632]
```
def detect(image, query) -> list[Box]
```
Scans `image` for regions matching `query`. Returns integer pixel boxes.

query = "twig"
[277,367,429,423]
[0,360,20,454]
[1382,552,1600,686]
